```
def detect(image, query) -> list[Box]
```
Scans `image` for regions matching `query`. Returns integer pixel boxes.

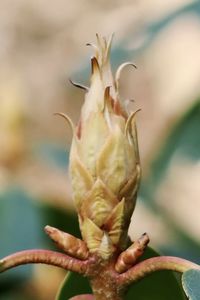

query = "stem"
[69,295,94,300]
[91,276,123,300]
[118,256,200,287]
[0,249,88,274]
[89,259,124,300]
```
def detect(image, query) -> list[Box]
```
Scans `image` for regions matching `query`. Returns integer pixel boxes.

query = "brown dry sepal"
[115,233,149,273]
[45,225,89,260]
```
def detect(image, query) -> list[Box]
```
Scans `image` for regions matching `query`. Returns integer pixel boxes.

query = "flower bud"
[69,35,141,258]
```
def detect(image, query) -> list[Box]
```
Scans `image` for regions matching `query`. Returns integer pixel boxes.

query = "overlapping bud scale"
[69,35,141,259]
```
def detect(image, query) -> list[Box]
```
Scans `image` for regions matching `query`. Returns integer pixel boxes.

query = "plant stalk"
[118,255,200,287]
[69,295,94,300]
[0,249,88,274]
[86,257,126,300]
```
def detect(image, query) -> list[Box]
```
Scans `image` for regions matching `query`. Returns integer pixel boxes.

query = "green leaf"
[182,269,200,300]
[56,247,185,300]
[55,272,92,300]
[40,203,81,249]
[126,247,186,300]
[0,187,43,288]
[141,101,200,199]
[76,2,200,81]
[34,142,69,170]
[0,188,81,299]
[140,101,200,259]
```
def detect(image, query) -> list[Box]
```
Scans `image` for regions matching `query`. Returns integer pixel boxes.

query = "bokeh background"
[0,0,200,299]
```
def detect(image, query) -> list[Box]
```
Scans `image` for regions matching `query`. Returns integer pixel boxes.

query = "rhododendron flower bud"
[69,35,141,259]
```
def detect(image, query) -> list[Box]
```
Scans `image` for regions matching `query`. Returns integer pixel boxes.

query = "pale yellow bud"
[69,35,141,258]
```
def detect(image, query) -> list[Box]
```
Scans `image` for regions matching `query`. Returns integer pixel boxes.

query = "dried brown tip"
[104,86,111,99]
[125,109,141,138]
[69,78,89,91]
[86,42,98,52]
[91,56,100,75]
[45,225,89,260]
[96,33,101,47]
[115,233,150,273]
[103,86,112,112]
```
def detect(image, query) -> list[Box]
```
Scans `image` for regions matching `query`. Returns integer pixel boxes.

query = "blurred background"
[0,0,200,299]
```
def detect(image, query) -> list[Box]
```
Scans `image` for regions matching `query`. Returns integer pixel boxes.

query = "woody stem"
[0,249,88,274]
[69,295,94,300]
[117,256,200,287]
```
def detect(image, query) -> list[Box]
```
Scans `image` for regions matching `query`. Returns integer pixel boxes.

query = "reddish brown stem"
[69,295,94,300]
[0,249,88,274]
[118,256,200,287]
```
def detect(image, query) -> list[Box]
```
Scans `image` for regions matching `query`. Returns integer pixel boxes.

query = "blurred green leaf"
[0,187,43,287]
[55,271,92,300]
[56,247,185,300]
[132,1,200,56]
[34,142,69,169]
[77,2,200,80]
[40,203,81,248]
[0,186,81,299]
[126,247,185,300]
[141,101,200,198]
[140,101,200,260]
[0,187,44,300]
[0,289,35,300]
[182,269,200,300]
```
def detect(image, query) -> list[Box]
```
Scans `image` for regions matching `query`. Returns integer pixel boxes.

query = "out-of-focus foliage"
[55,272,92,300]
[0,188,80,299]
[0,0,200,299]
[140,100,200,261]
[0,189,42,299]
[182,269,200,300]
